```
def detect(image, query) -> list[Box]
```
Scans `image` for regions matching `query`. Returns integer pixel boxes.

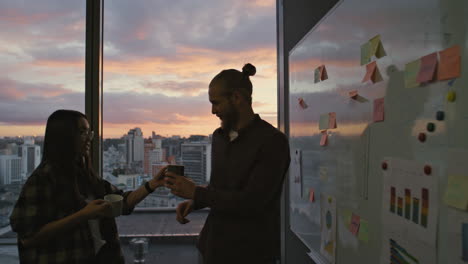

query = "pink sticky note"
[298,98,308,109]
[320,131,328,146]
[349,213,361,236]
[373,98,384,122]
[438,45,461,81]
[416,52,438,83]
[362,61,377,83]
[309,188,315,202]
[328,112,337,129]
[349,90,358,99]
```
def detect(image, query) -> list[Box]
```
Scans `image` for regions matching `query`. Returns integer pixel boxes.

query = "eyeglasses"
[80,130,94,140]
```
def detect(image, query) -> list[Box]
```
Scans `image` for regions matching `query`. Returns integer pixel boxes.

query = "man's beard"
[221,103,239,132]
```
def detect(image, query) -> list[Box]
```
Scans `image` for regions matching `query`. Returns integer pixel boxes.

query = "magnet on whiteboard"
[447,91,456,102]
[418,133,426,142]
[436,111,445,121]
[426,122,436,132]
[424,165,432,175]
[381,162,388,170]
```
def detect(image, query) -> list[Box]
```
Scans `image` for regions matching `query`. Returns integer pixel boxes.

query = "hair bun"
[242,63,256,77]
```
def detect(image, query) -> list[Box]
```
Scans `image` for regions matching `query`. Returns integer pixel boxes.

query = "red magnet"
[382,162,388,170]
[418,133,426,142]
[424,165,432,175]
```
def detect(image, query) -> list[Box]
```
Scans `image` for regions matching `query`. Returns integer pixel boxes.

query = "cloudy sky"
[0,0,277,138]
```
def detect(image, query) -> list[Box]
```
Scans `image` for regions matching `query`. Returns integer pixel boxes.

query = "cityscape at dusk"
[0,0,277,138]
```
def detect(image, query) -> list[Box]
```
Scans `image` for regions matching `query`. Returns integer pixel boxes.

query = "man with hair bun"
[165,63,290,264]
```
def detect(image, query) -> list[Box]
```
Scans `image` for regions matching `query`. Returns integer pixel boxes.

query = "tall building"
[143,139,154,174]
[125,128,144,165]
[0,155,22,185]
[117,174,142,190]
[18,137,41,180]
[181,141,211,185]
[144,138,166,175]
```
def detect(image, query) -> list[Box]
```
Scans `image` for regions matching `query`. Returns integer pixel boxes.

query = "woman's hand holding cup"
[81,199,113,220]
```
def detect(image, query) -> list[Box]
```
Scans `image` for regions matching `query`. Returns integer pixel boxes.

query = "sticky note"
[372,65,383,83]
[349,90,358,99]
[349,213,361,236]
[328,112,337,129]
[438,45,461,81]
[404,59,421,88]
[320,131,328,146]
[416,52,438,83]
[320,65,328,81]
[298,98,308,109]
[342,210,352,227]
[314,67,321,83]
[362,61,376,82]
[444,175,468,211]
[463,223,468,262]
[369,34,387,59]
[358,219,370,242]
[362,61,383,83]
[315,65,329,82]
[360,42,371,66]
[309,188,315,202]
[373,98,385,122]
[319,113,329,130]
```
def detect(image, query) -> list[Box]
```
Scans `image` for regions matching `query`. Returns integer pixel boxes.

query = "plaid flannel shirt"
[10,164,134,264]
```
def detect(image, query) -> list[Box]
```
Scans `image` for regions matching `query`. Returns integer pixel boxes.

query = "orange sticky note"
[438,45,461,81]
[349,90,358,99]
[373,98,384,122]
[320,131,328,146]
[315,65,329,82]
[320,65,328,81]
[298,98,308,109]
[309,188,315,202]
[362,61,383,83]
[416,52,438,83]
[328,112,337,129]
[362,61,376,83]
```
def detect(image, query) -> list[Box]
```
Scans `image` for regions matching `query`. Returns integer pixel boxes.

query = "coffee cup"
[104,194,123,217]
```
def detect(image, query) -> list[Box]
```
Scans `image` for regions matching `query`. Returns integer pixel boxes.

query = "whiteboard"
[288,0,468,263]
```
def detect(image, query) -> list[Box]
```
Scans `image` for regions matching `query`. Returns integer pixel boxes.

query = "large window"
[0,1,86,262]
[103,0,277,209]
[103,1,277,262]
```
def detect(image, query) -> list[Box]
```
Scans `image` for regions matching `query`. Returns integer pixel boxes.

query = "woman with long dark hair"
[10,110,165,264]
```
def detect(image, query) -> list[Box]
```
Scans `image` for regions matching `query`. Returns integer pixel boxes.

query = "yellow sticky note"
[358,219,370,242]
[360,42,371,66]
[404,59,421,88]
[369,35,381,57]
[369,34,387,59]
[444,175,468,211]
[342,209,352,227]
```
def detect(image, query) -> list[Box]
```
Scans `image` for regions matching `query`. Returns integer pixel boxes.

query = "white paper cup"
[104,194,123,217]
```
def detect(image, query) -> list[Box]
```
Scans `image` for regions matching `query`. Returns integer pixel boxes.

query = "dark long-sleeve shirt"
[194,115,290,264]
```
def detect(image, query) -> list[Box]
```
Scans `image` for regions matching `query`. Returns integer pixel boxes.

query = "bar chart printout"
[381,158,438,264]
